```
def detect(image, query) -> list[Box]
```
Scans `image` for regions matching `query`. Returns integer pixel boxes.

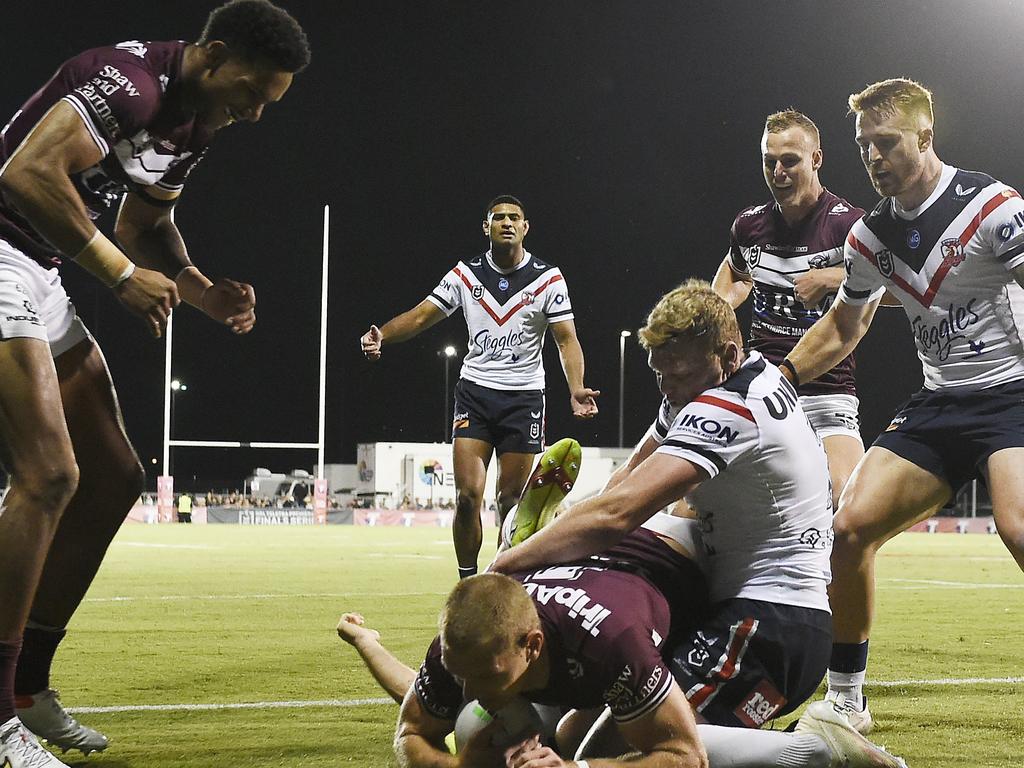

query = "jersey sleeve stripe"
[997,240,1024,265]
[693,395,755,422]
[429,292,453,310]
[842,286,875,300]
[611,672,674,724]
[60,95,110,156]
[660,440,726,473]
[546,309,573,320]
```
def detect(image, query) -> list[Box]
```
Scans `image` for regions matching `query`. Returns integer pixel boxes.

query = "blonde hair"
[440,574,538,655]
[765,109,820,147]
[848,78,934,126]
[638,279,741,357]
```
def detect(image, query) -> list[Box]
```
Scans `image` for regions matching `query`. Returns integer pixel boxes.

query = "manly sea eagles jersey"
[426,251,574,390]
[728,190,865,396]
[648,351,833,611]
[840,164,1024,391]
[414,529,701,725]
[0,40,211,268]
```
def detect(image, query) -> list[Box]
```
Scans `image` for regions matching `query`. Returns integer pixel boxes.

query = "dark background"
[4,1,1023,491]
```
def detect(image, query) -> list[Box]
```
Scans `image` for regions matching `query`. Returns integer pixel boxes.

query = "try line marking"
[84,591,447,603]
[68,677,1024,714]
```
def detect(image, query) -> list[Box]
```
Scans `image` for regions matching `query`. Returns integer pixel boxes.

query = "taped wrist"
[74,231,135,288]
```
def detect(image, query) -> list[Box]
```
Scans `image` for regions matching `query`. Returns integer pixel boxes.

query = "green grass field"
[52,525,1023,768]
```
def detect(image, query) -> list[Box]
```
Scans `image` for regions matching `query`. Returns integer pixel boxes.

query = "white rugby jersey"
[649,352,833,611]
[839,164,1024,390]
[426,251,574,390]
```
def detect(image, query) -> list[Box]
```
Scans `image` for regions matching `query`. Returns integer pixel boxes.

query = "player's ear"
[521,219,529,237]
[525,628,544,661]
[202,40,231,73]
[812,147,823,172]
[482,218,490,237]
[917,127,933,153]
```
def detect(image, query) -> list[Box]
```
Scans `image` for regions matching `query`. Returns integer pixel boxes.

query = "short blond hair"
[638,279,741,357]
[765,109,820,147]
[440,574,538,655]
[848,78,934,126]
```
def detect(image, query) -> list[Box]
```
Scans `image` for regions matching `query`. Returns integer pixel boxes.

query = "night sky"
[4,1,1023,490]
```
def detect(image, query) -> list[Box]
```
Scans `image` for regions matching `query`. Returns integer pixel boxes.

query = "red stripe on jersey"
[847,231,874,261]
[693,395,754,422]
[452,268,565,327]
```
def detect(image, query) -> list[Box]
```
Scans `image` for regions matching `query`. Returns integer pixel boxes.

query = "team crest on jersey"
[471,285,484,301]
[747,244,762,269]
[808,252,831,269]
[875,249,895,278]
[940,238,966,269]
[521,290,536,305]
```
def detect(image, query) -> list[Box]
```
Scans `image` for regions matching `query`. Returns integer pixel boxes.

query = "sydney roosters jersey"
[840,164,1024,390]
[651,352,833,611]
[0,40,211,267]
[727,190,865,395]
[426,251,574,390]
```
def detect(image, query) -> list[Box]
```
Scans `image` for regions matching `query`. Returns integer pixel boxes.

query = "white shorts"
[799,393,862,442]
[0,239,90,357]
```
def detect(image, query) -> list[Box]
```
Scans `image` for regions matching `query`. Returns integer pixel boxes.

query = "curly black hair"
[200,0,311,73]
[486,195,526,218]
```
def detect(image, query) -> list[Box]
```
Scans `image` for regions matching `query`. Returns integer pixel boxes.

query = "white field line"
[83,591,446,604]
[67,677,1024,715]
[882,578,1024,589]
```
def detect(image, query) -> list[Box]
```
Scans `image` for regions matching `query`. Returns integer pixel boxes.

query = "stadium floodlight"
[444,345,457,358]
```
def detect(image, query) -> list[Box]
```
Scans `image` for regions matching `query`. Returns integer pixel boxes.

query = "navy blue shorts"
[873,378,1024,492]
[452,378,545,455]
[668,599,831,727]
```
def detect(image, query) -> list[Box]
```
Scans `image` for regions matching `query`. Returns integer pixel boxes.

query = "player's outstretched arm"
[711,256,753,309]
[336,613,416,704]
[492,451,703,574]
[550,320,600,419]
[361,300,446,360]
[782,296,879,386]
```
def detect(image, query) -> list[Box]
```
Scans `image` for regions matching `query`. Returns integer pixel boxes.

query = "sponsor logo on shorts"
[6,285,42,326]
[452,410,470,431]
[875,248,895,278]
[885,415,906,432]
[734,679,787,727]
[686,631,716,668]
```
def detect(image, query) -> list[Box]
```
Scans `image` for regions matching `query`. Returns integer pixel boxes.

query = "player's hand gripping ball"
[453,697,544,751]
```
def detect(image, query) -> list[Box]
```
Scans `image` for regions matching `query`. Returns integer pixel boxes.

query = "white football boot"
[0,717,70,768]
[16,690,108,754]
[796,701,907,768]
[825,689,874,735]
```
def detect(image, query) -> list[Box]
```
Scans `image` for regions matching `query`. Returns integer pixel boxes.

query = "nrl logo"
[940,238,966,269]
[747,244,762,269]
[875,249,895,278]
[471,285,484,301]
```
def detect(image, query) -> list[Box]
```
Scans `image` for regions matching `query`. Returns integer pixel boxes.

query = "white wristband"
[112,261,136,287]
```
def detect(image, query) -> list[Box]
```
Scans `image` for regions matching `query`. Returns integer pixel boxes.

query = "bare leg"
[0,338,79,722]
[495,450,535,534]
[986,448,1024,572]
[26,340,144,629]
[452,437,493,575]
[821,434,863,512]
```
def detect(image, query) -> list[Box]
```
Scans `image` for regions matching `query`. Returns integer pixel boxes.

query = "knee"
[994,514,1024,555]
[455,489,482,517]
[496,490,520,516]
[16,460,80,516]
[831,506,873,557]
[105,454,145,503]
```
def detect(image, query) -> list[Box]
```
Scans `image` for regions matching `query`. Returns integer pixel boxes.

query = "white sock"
[697,724,831,768]
[827,669,866,706]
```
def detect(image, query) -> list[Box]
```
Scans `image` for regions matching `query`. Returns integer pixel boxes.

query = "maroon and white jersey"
[651,352,833,611]
[0,40,211,267]
[840,164,1024,390]
[413,530,705,725]
[426,250,573,390]
[727,190,865,395]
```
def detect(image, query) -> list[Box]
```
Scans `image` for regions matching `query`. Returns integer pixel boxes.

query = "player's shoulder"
[730,201,774,239]
[819,190,866,232]
[527,253,561,277]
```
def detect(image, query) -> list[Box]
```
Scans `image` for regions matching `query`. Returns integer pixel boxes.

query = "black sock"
[0,638,22,723]
[14,626,66,696]
[457,566,478,579]
[830,640,870,673]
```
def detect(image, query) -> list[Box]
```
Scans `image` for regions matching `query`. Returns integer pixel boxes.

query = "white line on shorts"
[66,677,1024,715]
[83,591,447,604]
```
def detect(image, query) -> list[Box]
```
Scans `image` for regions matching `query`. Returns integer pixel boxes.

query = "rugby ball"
[453,697,544,751]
